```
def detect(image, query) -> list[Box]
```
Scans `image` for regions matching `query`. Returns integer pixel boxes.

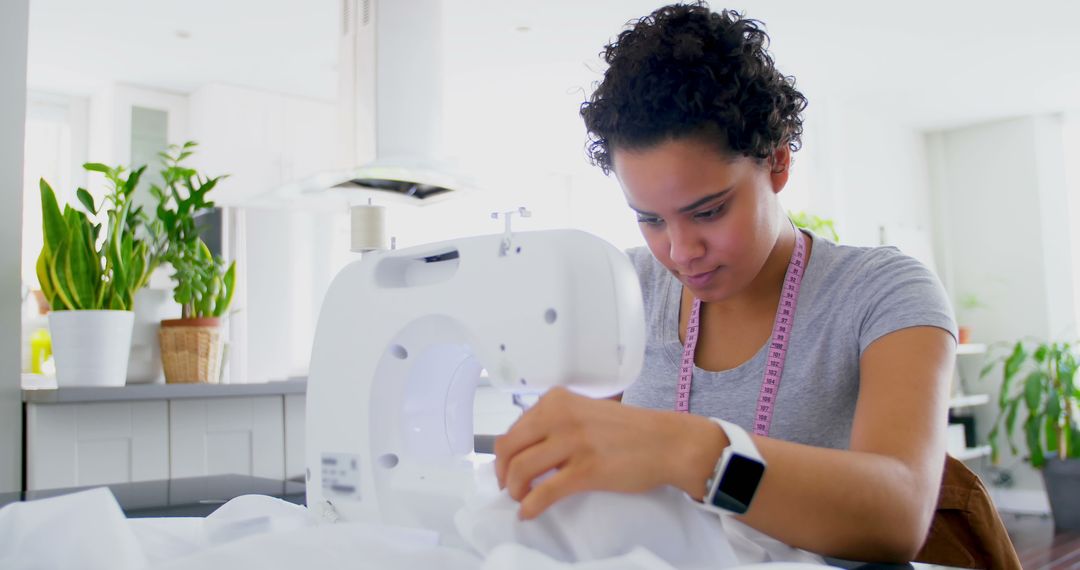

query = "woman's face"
[613,137,789,303]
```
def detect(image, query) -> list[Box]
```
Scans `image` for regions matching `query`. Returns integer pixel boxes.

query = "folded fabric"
[482,543,678,570]
[455,463,824,569]
[717,517,828,566]
[150,520,482,570]
[0,476,832,570]
[127,517,207,566]
[0,487,147,570]
[203,494,314,544]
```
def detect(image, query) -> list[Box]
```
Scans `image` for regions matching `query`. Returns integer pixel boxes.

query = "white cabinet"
[284,394,306,480]
[189,83,337,206]
[23,382,525,492]
[168,396,284,480]
[26,401,169,490]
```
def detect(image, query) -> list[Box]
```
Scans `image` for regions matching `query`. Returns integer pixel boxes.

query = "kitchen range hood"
[272,0,470,207]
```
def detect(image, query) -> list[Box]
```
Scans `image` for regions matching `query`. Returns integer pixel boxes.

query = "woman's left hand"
[493,387,725,519]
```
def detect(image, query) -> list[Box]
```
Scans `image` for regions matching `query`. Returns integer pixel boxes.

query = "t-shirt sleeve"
[624,246,659,314]
[853,248,958,354]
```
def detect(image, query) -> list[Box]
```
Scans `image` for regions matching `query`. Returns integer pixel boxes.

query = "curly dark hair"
[580,2,807,174]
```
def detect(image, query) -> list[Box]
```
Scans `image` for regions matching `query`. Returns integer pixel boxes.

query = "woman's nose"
[668,223,705,268]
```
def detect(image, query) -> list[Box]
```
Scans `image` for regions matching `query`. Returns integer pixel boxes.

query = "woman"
[493,2,957,563]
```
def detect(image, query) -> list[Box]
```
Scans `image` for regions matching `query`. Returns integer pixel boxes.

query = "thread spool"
[350,202,389,252]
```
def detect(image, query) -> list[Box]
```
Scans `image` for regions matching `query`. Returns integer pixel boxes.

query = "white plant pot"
[49,310,135,387]
[127,289,178,384]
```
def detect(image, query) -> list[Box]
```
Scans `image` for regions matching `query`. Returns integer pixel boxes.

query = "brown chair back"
[914,455,1022,569]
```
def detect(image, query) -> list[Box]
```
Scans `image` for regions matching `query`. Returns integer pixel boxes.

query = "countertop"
[22,375,307,404]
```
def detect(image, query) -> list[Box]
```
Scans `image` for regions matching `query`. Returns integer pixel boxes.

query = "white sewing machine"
[305,228,645,539]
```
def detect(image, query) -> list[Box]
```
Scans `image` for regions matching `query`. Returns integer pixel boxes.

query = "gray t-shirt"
[622,230,957,450]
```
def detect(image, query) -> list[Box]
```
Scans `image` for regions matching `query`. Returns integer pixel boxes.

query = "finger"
[493,407,549,488]
[518,464,591,521]
[504,436,571,502]
[495,388,579,487]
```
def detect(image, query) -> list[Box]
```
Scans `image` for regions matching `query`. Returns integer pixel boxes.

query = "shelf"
[948,393,990,409]
[951,445,992,461]
[957,343,988,355]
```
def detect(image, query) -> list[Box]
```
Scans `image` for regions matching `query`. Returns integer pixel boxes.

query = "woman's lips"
[683,267,720,288]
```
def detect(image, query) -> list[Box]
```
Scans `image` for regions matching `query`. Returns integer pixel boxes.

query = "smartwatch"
[697,418,766,515]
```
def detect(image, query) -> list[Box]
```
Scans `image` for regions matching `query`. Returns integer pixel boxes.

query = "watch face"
[711,454,765,513]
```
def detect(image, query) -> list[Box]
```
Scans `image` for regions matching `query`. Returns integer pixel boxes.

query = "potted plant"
[956,293,988,345]
[789,210,839,242]
[37,163,159,386]
[982,340,1080,530]
[152,141,236,383]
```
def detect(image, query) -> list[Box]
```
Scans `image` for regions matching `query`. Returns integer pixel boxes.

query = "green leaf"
[1026,418,1045,468]
[130,242,148,290]
[76,188,97,214]
[63,213,99,309]
[213,261,236,317]
[1005,342,1027,379]
[989,424,1000,464]
[1005,398,1021,455]
[1034,344,1048,363]
[47,239,75,310]
[1001,342,1028,407]
[124,165,146,197]
[1047,390,1062,422]
[980,360,998,379]
[1023,370,1045,413]
[35,250,55,308]
[39,179,68,259]
[1069,426,1080,459]
[82,162,110,173]
[1047,414,1060,453]
[1062,354,1077,395]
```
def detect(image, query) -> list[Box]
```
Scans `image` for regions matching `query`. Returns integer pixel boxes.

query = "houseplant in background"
[153,141,236,383]
[982,340,1080,529]
[37,163,160,386]
[956,293,988,345]
[789,210,839,242]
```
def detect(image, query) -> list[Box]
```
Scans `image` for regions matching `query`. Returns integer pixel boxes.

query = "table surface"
[0,474,305,517]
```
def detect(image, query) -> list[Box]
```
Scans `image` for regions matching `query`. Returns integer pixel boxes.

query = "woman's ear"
[768,146,791,194]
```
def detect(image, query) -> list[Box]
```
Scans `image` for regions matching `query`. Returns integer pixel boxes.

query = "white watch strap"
[711,418,763,463]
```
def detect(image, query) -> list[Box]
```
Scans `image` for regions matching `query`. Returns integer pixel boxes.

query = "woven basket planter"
[159,317,222,383]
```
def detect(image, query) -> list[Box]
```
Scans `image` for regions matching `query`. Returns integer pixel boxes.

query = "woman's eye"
[636,215,664,226]
[694,204,726,220]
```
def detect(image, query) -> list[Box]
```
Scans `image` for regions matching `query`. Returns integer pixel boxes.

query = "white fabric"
[127,518,207,566]
[0,485,834,569]
[455,464,824,568]
[0,487,146,570]
[483,543,678,569]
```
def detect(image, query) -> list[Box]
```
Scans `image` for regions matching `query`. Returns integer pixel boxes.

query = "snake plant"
[152,141,235,319]
[36,164,161,311]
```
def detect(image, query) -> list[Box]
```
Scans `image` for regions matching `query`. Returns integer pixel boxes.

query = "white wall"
[1,0,30,493]
[793,98,937,265]
[1064,112,1080,334]
[928,115,1077,493]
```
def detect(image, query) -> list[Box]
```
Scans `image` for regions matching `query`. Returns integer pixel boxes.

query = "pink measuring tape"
[675,226,808,437]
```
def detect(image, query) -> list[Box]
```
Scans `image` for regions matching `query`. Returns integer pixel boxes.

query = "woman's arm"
[494,325,954,563]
